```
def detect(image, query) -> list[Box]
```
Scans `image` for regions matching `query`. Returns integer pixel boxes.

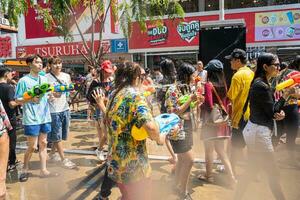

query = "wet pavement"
[5,104,300,200]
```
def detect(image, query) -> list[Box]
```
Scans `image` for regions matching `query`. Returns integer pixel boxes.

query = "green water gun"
[23,83,53,100]
[178,94,196,108]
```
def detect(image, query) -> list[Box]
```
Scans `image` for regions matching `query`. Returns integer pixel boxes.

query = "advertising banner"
[129,8,300,50]
[255,10,300,41]
[16,40,110,58]
[0,36,12,58]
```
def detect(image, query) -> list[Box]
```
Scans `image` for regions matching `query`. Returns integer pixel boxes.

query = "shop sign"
[177,21,200,43]
[0,36,12,58]
[111,39,128,53]
[0,17,10,26]
[147,24,168,46]
[16,40,110,58]
[255,10,300,41]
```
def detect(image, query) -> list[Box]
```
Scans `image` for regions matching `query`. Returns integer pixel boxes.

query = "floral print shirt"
[165,85,186,141]
[0,100,12,136]
[106,86,153,184]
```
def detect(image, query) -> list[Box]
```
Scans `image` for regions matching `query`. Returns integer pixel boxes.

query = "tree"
[0,0,184,67]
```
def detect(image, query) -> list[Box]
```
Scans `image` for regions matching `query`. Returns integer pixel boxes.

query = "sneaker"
[216,164,225,173]
[95,148,108,161]
[62,158,77,169]
[48,153,61,162]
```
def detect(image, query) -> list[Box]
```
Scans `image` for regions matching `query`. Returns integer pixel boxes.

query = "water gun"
[195,76,201,84]
[23,83,53,100]
[131,113,180,141]
[276,72,300,91]
[51,83,80,93]
[143,86,156,97]
[178,94,197,108]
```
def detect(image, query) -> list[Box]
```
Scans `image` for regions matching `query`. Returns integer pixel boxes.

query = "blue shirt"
[15,74,51,125]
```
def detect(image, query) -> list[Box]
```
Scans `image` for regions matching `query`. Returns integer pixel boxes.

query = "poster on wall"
[147,24,168,46]
[177,21,200,43]
[255,10,300,41]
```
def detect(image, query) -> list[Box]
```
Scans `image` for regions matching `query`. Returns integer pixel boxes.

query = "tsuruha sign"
[16,40,111,58]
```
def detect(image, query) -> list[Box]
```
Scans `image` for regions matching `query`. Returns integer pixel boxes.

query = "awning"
[4,60,28,67]
[0,24,18,33]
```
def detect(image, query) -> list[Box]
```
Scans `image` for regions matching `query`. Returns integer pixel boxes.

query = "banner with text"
[16,40,110,58]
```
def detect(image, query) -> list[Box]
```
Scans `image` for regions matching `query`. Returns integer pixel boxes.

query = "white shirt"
[198,70,207,83]
[46,72,71,113]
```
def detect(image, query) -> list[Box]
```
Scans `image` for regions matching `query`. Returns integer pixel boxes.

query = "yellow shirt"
[227,66,254,129]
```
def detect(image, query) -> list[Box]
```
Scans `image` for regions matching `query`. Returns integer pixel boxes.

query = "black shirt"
[0,83,16,120]
[249,78,275,130]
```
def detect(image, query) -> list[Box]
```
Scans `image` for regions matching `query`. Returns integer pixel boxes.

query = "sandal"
[40,172,60,178]
[19,172,29,182]
[197,174,215,183]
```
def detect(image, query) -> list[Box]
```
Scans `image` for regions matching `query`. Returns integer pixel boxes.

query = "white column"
[198,0,205,11]
[219,0,225,21]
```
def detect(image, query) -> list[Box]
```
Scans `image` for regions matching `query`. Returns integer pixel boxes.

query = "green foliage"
[1,0,184,38]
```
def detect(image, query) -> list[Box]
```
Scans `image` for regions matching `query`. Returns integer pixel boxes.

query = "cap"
[225,48,247,60]
[101,60,115,74]
[204,59,223,72]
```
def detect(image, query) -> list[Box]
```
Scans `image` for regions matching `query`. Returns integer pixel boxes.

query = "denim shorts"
[24,123,52,137]
[48,110,70,142]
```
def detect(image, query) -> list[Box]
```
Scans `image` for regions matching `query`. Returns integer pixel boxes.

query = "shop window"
[179,0,199,13]
[205,0,219,11]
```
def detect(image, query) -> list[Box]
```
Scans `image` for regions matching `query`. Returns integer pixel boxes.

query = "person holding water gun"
[45,56,76,169]
[165,62,204,200]
[15,54,57,182]
[95,61,164,200]
[271,55,300,167]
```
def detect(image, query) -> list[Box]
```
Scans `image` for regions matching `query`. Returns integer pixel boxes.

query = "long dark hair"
[177,62,195,94]
[255,53,278,82]
[105,61,141,119]
[160,58,176,84]
[288,55,300,71]
[206,63,227,98]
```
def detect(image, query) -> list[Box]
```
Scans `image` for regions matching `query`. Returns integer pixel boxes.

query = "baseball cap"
[204,59,223,72]
[101,60,115,74]
[225,48,247,60]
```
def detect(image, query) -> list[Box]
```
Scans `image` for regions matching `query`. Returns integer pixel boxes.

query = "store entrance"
[133,51,198,69]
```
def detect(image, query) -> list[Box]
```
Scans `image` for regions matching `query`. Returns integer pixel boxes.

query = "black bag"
[238,95,250,131]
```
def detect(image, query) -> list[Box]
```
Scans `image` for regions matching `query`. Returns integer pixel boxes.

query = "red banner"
[0,36,12,58]
[24,2,110,39]
[16,40,110,58]
[129,8,300,50]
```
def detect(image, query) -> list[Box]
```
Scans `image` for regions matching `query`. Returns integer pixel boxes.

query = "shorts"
[170,120,193,154]
[24,123,52,137]
[48,110,70,142]
[243,121,274,152]
[117,178,152,200]
[231,127,246,149]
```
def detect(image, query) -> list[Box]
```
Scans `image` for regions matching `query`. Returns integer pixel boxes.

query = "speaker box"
[199,26,246,85]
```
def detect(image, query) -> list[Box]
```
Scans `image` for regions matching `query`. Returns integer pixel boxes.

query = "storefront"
[16,1,130,73]
[129,5,300,68]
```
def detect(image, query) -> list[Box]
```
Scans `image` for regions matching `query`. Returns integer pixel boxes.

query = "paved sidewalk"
[6,119,300,200]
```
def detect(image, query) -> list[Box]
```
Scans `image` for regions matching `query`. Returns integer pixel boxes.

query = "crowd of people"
[0,49,299,200]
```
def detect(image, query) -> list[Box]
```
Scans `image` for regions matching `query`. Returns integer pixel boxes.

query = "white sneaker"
[48,153,61,162]
[95,148,108,161]
[62,158,76,169]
